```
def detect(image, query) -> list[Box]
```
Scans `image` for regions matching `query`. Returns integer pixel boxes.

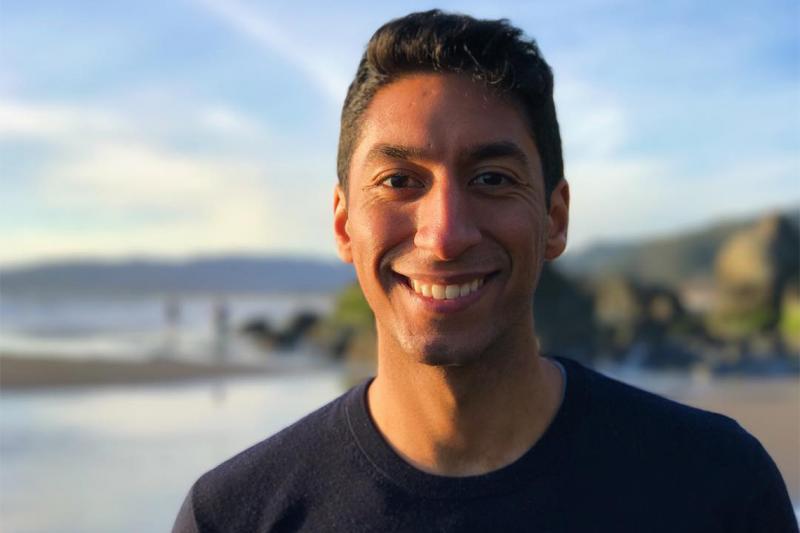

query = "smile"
[409,277,485,300]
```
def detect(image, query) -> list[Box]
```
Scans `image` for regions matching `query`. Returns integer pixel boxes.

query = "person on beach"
[174,10,798,532]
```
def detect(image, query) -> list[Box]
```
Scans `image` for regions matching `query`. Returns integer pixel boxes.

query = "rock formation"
[713,213,800,337]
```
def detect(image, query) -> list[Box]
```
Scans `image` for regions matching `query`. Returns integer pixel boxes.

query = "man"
[174,10,797,532]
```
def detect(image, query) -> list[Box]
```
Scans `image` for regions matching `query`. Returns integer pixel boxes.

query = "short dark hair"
[337,9,564,201]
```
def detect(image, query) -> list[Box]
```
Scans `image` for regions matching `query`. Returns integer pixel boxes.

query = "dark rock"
[241,312,320,351]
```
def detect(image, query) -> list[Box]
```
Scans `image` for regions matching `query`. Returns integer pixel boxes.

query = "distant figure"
[162,295,181,358]
[212,298,230,364]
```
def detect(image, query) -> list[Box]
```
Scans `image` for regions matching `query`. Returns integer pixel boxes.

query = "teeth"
[444,285,460,299]
[408,276,486,300]
[431,285,446,300]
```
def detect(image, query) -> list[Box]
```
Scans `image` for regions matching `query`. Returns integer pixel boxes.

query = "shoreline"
[0,354,281,390]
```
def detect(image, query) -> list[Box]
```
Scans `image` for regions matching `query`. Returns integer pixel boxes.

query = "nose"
[413,179,481,260]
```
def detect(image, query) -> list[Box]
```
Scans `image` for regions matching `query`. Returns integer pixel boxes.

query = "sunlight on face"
[336,74,557,366]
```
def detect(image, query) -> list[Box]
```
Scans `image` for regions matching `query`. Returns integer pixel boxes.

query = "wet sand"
[0,354,273,389]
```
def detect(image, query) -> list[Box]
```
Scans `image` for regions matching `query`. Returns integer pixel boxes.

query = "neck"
[367,326,563,477]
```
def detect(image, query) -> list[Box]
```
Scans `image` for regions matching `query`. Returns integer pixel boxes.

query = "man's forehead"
[353,74,538,165]
[363,73,514,122]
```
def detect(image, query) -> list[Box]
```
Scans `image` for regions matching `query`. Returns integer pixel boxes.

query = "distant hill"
[0,256,355,296]
[559,207,800,287]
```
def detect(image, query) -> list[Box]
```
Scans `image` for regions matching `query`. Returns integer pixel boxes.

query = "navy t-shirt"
[174,357,797,532]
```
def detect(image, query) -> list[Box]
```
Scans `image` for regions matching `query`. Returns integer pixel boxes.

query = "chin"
[405,337,487,368]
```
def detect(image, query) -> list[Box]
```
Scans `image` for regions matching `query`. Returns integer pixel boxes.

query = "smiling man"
[334,69,569,478]
[174,10,797,532]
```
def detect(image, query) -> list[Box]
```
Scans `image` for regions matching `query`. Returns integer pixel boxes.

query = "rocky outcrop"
[713,213,800,337]
[241,312,320,350]
[592,275,696,366]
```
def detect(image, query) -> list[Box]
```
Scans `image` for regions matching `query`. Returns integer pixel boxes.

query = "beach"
[1,354,797,505]
[0,354,276,389]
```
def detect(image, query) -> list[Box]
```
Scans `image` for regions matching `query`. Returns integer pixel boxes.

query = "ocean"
[0,371,346,533]
[0,292,334,362]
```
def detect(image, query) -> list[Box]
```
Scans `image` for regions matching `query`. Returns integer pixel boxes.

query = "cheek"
[494,207,545,250]
[348,205,410,271]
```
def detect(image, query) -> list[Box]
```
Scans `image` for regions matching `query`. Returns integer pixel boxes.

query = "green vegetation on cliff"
[329,283,373,330]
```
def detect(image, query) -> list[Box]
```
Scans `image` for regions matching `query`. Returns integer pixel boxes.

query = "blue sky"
[1,0,798,267]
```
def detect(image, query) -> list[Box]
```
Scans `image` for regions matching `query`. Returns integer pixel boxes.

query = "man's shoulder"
[185,381,365,526]
[563,357,748,438]
[172,382,364,532]
[558,356,772,477]
[561,358,777,486]
[559,358,797,530]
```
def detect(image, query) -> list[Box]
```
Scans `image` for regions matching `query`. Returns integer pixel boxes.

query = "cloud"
[188,0,350,104]
[0,98,336,265]
[0,101,125,139]
[0,99,271,148]
[197,106,264,137]
[563,135,798,254]
[553,72,799,254]
[3,139,279,262]
[556,78,631,161]
[42,141,259,209]
[554,78,668,249]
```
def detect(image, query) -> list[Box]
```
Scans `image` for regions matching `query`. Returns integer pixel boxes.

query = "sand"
[0,354,273,389]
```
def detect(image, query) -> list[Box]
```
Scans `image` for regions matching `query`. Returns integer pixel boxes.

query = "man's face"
[334,73,568,366]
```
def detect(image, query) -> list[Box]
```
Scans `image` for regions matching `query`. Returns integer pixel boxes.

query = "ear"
[544,179,570,261]
[333,184,353,263]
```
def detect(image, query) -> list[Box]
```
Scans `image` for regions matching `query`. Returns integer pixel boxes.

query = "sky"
[1,0,798,267]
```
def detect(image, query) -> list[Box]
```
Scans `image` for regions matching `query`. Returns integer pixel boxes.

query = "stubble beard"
[378,313,520,370]
[414,340,478,368]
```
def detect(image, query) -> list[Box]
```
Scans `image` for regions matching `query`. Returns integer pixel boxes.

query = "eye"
[471,172,512,187]
[380,173,424,189]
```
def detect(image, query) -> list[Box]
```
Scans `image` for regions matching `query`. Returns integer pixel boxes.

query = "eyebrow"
[365,144,427,164]
[365,141,530,168]
[464,141,530,168]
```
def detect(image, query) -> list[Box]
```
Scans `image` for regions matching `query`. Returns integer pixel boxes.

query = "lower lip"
[398,275,494,313]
